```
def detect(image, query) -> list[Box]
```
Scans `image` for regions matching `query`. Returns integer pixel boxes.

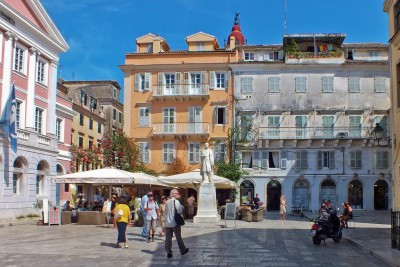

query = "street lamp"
[373,123,390,148]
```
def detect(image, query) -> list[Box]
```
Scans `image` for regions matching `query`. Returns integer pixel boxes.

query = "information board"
[224,203,236,220]
[48,207,61,225]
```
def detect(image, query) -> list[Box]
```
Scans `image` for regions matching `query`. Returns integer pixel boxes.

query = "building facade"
[0,0,69,219]
[121,32,238,173]
[232,34,391,212]
[384,0,400,211]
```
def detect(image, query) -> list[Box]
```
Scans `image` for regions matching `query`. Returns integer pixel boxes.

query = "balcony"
[17,129,52,147]
[152,84,210,101]
[152,123,210,139]
[258,126,374,140]
[285,51,345,64]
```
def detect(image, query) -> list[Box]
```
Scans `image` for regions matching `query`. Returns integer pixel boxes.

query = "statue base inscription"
[193,183,221,223]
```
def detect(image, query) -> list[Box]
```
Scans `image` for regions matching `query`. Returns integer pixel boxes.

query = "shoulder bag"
[174,200,185,226]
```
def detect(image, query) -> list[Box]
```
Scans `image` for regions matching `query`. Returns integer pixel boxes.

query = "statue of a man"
[200,142,214,183]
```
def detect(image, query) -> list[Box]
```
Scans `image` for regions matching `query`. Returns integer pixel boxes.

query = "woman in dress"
[159,196,167,237]
[280,195,287,220]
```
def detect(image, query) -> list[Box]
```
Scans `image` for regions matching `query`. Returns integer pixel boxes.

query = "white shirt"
[145,201,159,220]
[140,194,148,211]
[164,197,183,228]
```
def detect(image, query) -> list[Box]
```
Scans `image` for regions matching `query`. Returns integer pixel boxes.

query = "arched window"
[348,180,363,209]
[36,161,49,196]
[13,157,25,195]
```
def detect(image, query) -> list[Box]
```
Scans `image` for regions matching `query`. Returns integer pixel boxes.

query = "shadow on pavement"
[100,242,117,248]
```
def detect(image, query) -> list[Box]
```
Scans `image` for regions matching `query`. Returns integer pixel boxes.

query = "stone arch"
[36,160,50,196]
[12,156,28,195]
[292,178,310,210]
[320,178,336,206]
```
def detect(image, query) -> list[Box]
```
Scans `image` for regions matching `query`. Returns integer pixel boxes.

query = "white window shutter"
[144,73,151,91]
[278,51,283,59]
[225,71,231,89]
[213,107,217,125]
[210,71,215,89]
[175,72,181,85]
[134,73,140,91]
[329,151,335,169]
[201,71,206,85]
[158,72,164,86]
[184,72,190,91]
[253,151,260,169]
[280,158,287,169]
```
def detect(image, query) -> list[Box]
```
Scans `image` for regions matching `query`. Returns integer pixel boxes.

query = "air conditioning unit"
[336,132,348,139]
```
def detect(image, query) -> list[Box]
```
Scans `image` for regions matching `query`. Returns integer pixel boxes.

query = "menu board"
[48,207,61,225]
[225,203,236,220]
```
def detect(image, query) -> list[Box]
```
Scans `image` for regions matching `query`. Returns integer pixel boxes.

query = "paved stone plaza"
[0,212,395,267]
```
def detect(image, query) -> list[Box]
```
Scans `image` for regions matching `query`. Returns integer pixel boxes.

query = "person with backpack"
[144,192,159,243]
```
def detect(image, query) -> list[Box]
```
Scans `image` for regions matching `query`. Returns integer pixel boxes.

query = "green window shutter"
[317,151,323,169]
[329,151,335,169]
[350,151,356,169]
[302,151,308,169]
[295,152,301,169]
[356,150,362,169]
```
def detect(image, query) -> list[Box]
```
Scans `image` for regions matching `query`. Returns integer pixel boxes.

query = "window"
[376,151,389,169]
[14,46,24,73]
[147,44,153,53]
[118,112,122,123]
[350,150,362,169]
[97,122,102,134]
[89,118,93,130]
[113,88,118,99]
[35,108,43,134]
[318,151,335,169]
[213,142,226,162]
[295,77,307,93]
[295,116,307,138]
[16,101,21,128]
[80,91,87,105]
[322,77,334,93]
[113,109,116,120]
[241,77,253,94]
[265,52,279,61]
[88,138,93,149]
[252,150,268,169]
[196,42,204,51]
[368,51,379,59]
[244,52,255,61]
[348,77,360,93]
[134,73,151,90]
[162,143,174,163]
[268,116,280,138]
[56,118,62,141]
[78,136,84,147]
[215,107,227,125]
[13,173,21,194]
[89,97,97,109]
[374,77,386,93]
[188,143,200,163]
[138,142,150,164]
[349,116,361,138]
[36,60,45,84]
[165,73,175,88]
[295,151,308,169]
[79,114,84,126]
[322,116,334,138]
[268,77,280,93]
[216,73,226,89]
[162,108,175,132]
[139,107,150,127]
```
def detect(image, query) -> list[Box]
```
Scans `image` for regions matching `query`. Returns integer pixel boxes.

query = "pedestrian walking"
[164,189,189,259]
[144,192,159,243]
[140,191,150,237]
[187,194,196,219]
[159,196,167,237]
[280,195,287,220]
[114,198,131,248]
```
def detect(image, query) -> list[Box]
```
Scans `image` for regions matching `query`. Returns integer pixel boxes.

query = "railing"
[258,126,374,140]
[17,129,30,141]
[286,51,343,58]
[392,210,400,250]
[153,84,209,97]
[38,134,51,146]
[153,123,209,135]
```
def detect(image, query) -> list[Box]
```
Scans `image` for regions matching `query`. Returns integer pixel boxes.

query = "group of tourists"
[112,189,189,259]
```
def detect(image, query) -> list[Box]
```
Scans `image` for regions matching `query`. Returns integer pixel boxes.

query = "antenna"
[59,65,63,80]
[284,0,288,34]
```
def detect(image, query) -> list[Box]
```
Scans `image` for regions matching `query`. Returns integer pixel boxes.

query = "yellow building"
[121,31,240,173]
[384,0,400,210]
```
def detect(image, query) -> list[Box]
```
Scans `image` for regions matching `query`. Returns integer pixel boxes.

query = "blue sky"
[41,0,388,101]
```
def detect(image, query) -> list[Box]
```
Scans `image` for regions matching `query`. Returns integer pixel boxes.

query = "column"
[25,48,40,129]
[1,32,16,113]
[47,60,58,136]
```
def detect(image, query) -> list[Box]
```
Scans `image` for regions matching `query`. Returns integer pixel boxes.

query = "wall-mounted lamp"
[373,123,391,148]
[353,173,358,179]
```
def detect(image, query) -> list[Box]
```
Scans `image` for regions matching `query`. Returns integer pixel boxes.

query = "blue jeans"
[117,222,127,243]
[141,211,147,236]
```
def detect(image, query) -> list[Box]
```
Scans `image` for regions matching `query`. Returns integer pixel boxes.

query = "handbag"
[114,208,123,219]
[174,200,185,226]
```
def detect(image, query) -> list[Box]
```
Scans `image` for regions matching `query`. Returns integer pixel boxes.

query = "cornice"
[120,63,231,72]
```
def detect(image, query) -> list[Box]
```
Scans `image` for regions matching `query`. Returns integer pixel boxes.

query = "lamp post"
[373,123,390,148]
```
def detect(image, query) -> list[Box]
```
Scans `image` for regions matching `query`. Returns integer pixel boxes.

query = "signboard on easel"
[224,203,237,228]
[48,207,61,225]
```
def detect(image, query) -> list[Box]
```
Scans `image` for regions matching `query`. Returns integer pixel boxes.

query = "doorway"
[348,180,363,209]
[267,180,282,211]
[320,179,336,207]
[374,180,388,210]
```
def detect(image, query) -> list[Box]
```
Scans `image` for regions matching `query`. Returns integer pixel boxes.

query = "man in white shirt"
[140,191,150,237]
[187,194,196,219]
[144,192,159,242]
[164,189,189,259]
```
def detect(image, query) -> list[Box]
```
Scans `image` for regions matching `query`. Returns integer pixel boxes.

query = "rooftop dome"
[228,13,245,46]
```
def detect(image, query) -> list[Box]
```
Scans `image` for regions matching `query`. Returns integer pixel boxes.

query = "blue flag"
[0,84,17,152]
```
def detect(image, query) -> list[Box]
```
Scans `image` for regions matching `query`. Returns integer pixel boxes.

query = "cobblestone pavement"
[0,212,389,267]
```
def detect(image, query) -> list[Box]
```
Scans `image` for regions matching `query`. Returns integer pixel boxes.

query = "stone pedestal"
[193,183,221,223]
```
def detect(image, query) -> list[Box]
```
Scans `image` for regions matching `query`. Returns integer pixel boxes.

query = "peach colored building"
[121,32,239,173]
[0,0,69,219]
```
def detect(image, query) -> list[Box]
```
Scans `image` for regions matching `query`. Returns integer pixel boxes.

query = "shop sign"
[0,11,15,26]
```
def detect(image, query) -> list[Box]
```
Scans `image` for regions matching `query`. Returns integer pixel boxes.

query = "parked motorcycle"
[309,208,342,245]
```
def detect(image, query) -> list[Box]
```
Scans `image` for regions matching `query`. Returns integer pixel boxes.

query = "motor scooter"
[309,208,342,245]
